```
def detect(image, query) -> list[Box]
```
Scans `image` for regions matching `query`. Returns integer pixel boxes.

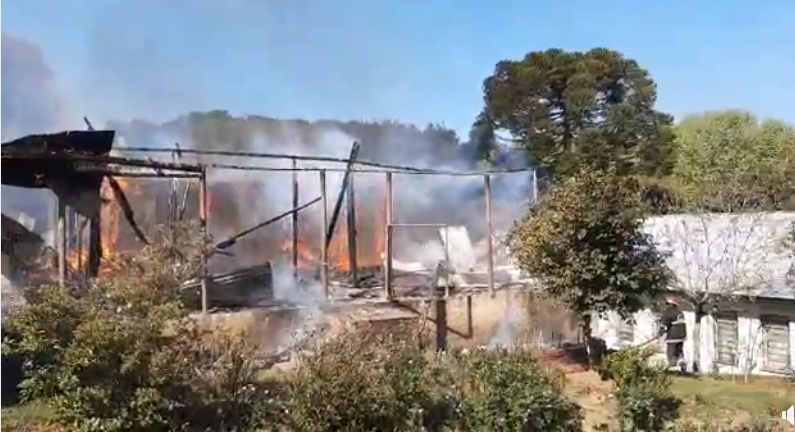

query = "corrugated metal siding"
[762,315,791,372]
[715,313,738,365]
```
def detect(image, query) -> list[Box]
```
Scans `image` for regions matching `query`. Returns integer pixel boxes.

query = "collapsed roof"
[2,130,115,218]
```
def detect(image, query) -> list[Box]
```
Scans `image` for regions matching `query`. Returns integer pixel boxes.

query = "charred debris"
[2,131,374,312]
[2,128,529,314]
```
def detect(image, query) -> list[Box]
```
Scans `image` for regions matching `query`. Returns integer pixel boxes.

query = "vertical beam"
[443,226,451,298]
[291,157,300,280]
[85,118,101,279]
[326,142,361,250]
[199,167,210,314]
[87,217,101,278]
[383,172,394,299]
[76,216,84,273]
[484,174,495,298]
[57,199,67,286]
[319,170,329,299]
[346,172,358,287]
[434,297,448,352]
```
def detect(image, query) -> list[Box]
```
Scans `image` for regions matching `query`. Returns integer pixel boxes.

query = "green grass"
[671,374,794,421]
[1,399,57,431]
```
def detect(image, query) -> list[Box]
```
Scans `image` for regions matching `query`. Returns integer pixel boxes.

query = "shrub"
[603,347,680,431]
[3,228,272,432]
[447,347,583,432]
[282,327,447,432]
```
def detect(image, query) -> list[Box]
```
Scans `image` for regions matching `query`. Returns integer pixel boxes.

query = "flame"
[282,195,386,272]
[64,177,389,278]
[66,177,137,277]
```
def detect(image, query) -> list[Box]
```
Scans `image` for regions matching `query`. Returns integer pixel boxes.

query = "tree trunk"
[692,303,705,374]
[581,313,604,370]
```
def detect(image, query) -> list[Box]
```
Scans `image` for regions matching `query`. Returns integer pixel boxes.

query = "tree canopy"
[672,109,795,211]
[507,169,670,325]
[110,111,468,168]
[481,48,676,180]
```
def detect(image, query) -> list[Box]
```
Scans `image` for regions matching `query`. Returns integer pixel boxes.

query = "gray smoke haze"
[1,32,65,139]
[1,5,534,350]
[1,32,66,238]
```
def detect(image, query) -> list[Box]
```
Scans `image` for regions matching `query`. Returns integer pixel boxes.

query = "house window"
[714,313,738,365]
[618,319,634,346]
[761,315,791,372]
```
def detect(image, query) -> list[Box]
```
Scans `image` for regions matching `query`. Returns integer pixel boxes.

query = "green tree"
[672,109,795,211]
[467,110,499,166]
[481,48,676,180]
[507,169,670,349]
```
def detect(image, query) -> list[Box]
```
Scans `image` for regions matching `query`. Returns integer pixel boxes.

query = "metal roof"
[644,212,795,300]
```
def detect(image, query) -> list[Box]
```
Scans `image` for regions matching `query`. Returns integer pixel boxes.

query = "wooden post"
[435,297,448,352]
[319,170,329,299]
[346,172,358,287]
[87,217,101,278]
[383,172,394,299]
[57,199,67,286]
[76,216,84,273]
[199,167,209,314]
[484,174,495,297]
[291,158,300,280]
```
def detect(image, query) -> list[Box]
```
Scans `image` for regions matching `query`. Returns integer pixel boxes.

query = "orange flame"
[281,195,386,271]
[66,178,137,277]
[66,177,388,277]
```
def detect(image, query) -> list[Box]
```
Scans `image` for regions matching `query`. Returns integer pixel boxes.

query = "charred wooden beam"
[291,158,300,279]
[106,176,149,245]
[87,215,102,278]
[199,168,209,314]
[326,141,361,251]
[181,263,274,310]
[214,197,322,251]
[319,170,329,298]
[57,200,67,286]
[346,172,358,287]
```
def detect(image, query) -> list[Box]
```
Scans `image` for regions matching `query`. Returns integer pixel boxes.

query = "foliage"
[282,328,584,432]
[3,227,270,432]
[603,347,680,431]
[672,110,795,211]
[446,347,583,432]
[282,328,447,432]
[481,48,676,180]
[465,110,500,165]
[508,168,670,324]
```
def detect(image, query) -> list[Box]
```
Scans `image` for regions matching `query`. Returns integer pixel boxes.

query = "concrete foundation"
[200,287,580,355]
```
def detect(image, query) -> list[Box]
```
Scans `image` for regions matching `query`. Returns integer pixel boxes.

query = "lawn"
[670,374,794,425]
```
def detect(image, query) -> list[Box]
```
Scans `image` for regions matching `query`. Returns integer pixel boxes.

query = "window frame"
[713,312,739,366]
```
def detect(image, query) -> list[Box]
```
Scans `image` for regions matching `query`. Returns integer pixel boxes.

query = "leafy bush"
[447,347,583,432]
[282,327,447,432]
[507,169,670,355]
[282,328,584,432]
[603,347,680,431]
[3,228,272,432]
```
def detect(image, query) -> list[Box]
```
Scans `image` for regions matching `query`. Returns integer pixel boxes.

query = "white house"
[592,212,795,376]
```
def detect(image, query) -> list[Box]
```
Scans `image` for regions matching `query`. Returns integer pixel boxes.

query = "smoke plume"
[1,32,66,139]
[1,32,68,237]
